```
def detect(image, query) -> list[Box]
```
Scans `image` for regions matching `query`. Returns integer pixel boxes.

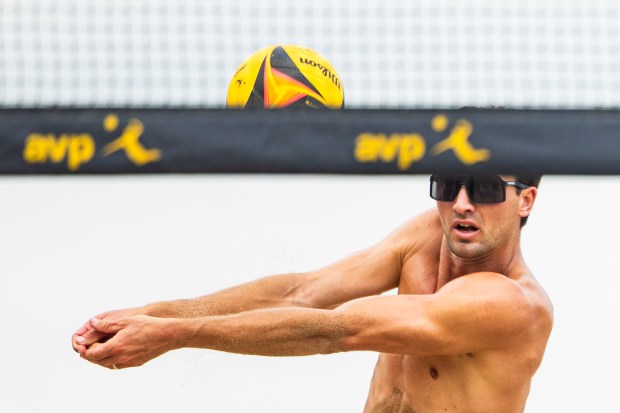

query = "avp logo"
[23,114,161,171]
[101,114,161,166]
[354,114,490,171]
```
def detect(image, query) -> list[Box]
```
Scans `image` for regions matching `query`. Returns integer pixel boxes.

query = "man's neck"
[438,238,523,283]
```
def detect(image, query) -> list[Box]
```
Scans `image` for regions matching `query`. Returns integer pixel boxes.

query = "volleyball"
[226,45,344,109]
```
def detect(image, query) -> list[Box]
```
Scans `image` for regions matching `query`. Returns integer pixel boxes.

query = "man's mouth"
[455,224,478,232]
[452,220,480,237]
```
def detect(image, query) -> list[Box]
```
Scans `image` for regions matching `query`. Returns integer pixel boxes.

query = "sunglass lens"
[431,175,460,201]
[470,176,504,203]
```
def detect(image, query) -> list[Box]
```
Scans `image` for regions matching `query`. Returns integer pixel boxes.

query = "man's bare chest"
[367,353,482,413]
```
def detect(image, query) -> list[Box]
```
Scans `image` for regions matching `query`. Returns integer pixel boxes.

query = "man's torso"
[363,214,552,413]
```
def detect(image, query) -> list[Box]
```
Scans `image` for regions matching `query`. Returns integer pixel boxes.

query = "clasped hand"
[72,309,178,370]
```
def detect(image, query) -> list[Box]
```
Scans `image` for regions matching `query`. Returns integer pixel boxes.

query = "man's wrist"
[143,302,171,317]
[166,317,201,350]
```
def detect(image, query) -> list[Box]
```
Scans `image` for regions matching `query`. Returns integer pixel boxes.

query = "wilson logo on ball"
[227,45,344,109]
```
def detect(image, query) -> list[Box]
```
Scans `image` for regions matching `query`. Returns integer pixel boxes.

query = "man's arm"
[82,271,540,368]
[144,209,442,316]
[73,210,440,353]
[337,272,541,356]
[73,245,400,352]
[187,272,538,357]
[143,242,401,318]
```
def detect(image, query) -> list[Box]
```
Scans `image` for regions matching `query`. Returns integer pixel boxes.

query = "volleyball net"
[1,0,619,174]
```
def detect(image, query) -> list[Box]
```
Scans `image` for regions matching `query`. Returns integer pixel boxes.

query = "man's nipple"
[429,366,439,380]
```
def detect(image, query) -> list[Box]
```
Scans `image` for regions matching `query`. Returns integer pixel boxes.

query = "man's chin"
[447,239,489,259]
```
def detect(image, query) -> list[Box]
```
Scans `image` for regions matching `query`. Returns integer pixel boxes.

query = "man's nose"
[453,185,475,213]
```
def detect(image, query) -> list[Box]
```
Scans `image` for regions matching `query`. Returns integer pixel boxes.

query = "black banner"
[0,108,618,174]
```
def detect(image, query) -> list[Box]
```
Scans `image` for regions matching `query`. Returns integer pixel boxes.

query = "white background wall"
[1,175,618,412]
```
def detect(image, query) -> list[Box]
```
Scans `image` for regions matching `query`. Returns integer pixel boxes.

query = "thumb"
[89,317,122,334]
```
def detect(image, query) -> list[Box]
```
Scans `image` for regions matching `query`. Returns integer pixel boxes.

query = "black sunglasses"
[430,175,530,204]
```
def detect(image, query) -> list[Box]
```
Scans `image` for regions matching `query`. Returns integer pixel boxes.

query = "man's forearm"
[171,306,348,357]
[143,273,306,318]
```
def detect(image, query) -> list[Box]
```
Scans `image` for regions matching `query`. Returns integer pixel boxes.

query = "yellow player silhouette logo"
[430,114,490,165]
[101,114,161,166]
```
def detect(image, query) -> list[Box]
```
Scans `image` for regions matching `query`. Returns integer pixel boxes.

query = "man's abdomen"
[364,352,528,413]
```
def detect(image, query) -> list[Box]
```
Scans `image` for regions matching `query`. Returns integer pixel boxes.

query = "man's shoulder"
[444,271,539,304]
[442,272,553,333]
[441,272,525,302]
[404,208,442,230]
[386,209,443,249]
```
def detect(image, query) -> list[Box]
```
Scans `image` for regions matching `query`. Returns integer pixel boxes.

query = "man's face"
[434,175,534,259]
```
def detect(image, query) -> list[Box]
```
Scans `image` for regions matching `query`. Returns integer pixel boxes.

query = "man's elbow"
[327,310,377,353]
[337,332,368,353]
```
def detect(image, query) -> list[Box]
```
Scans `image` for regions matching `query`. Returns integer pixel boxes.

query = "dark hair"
[515,175,542,228]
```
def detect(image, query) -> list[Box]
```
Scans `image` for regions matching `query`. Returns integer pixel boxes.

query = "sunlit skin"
[72,176,552,413]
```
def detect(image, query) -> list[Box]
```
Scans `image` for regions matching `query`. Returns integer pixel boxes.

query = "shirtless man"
[72,174,553,413]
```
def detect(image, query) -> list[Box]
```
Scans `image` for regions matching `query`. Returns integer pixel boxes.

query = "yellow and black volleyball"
[226,45,344,109]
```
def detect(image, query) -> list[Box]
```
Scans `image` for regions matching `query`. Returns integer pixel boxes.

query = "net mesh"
[1,0,619,108]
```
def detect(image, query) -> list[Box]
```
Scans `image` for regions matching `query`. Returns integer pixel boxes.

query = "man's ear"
[518,187,537,220]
